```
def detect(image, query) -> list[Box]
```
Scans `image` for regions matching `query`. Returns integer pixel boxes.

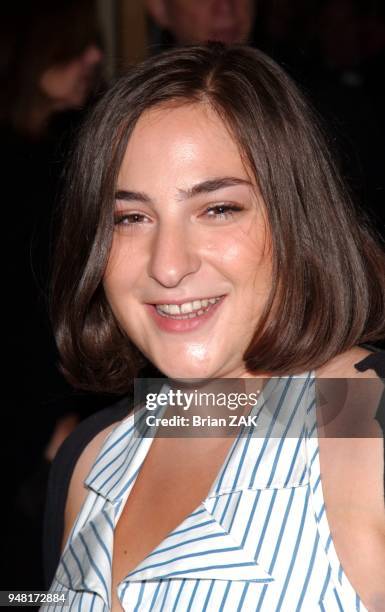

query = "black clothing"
[1,111,113,590]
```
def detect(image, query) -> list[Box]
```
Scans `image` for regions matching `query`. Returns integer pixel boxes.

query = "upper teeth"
[156,297,221,315]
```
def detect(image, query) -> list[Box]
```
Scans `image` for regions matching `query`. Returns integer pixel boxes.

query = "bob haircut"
[51,43,385,393]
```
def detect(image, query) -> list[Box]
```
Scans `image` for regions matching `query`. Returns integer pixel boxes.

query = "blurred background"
[1,0,384,596]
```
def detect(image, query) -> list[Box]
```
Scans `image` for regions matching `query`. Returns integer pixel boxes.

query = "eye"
[204,204,243,220]
[114,212,150,226]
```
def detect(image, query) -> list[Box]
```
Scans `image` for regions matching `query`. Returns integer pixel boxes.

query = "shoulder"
[60,399,130,542]
[315,346,384,431]
[316,345,385,378]
[43,396,131,587]
[314,346,384,456]
[314,345,384,525]
[62,420,119,547]
[315,348,385,608]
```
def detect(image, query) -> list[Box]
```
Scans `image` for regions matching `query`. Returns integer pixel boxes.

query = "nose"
[147,222,201,288]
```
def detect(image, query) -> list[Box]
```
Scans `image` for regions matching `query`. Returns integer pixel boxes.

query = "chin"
[155,360,216,383]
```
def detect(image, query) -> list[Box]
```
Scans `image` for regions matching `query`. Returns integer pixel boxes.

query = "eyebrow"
[115,189,151,203]
[177,177,252,199]
[115,177,252,204]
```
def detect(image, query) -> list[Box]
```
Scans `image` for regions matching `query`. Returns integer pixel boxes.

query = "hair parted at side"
[50,42,385,394]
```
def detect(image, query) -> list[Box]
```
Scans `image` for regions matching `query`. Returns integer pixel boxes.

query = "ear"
[145,0,170,29]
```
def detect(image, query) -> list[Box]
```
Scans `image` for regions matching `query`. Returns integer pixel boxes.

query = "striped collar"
[84,374,314,503]
[55,373,319,606]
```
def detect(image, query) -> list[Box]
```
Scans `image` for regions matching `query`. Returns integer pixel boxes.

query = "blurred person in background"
[1,1,103,136]
[0,0,105,592]
[145,0,255,47]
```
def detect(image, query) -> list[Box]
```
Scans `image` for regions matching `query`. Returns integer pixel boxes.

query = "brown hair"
[51,43,385,393]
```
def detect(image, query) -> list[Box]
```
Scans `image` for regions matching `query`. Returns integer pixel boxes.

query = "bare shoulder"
[318,429,385,608]
[315,347,384,475]
[315,348,385,608]
[61,421,119,550]
[316,346,381,378]
[315,346,384,425]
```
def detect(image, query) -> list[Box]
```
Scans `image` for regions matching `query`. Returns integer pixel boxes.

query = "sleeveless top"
[41,363,384,612]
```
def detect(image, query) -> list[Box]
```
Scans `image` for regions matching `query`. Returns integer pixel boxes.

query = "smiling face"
[103,103,272,379]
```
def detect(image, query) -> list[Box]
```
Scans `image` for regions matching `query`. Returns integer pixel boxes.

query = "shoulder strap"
[355,347,385,501]
[43,395,130,588]
[354,348,385,378]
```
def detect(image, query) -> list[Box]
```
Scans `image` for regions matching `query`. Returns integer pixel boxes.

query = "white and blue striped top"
[43,374,367,611]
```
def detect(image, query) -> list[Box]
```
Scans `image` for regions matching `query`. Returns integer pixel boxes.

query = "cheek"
[102,271,124,317]
[206,222,270,274]
[103,244,137,306]
[229,237,273,304]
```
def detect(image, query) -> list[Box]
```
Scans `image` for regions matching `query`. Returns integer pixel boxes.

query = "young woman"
[43,44,385,611]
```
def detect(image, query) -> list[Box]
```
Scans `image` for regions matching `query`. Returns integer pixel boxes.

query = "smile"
[155,296,222,319]
[146,295,226,332]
